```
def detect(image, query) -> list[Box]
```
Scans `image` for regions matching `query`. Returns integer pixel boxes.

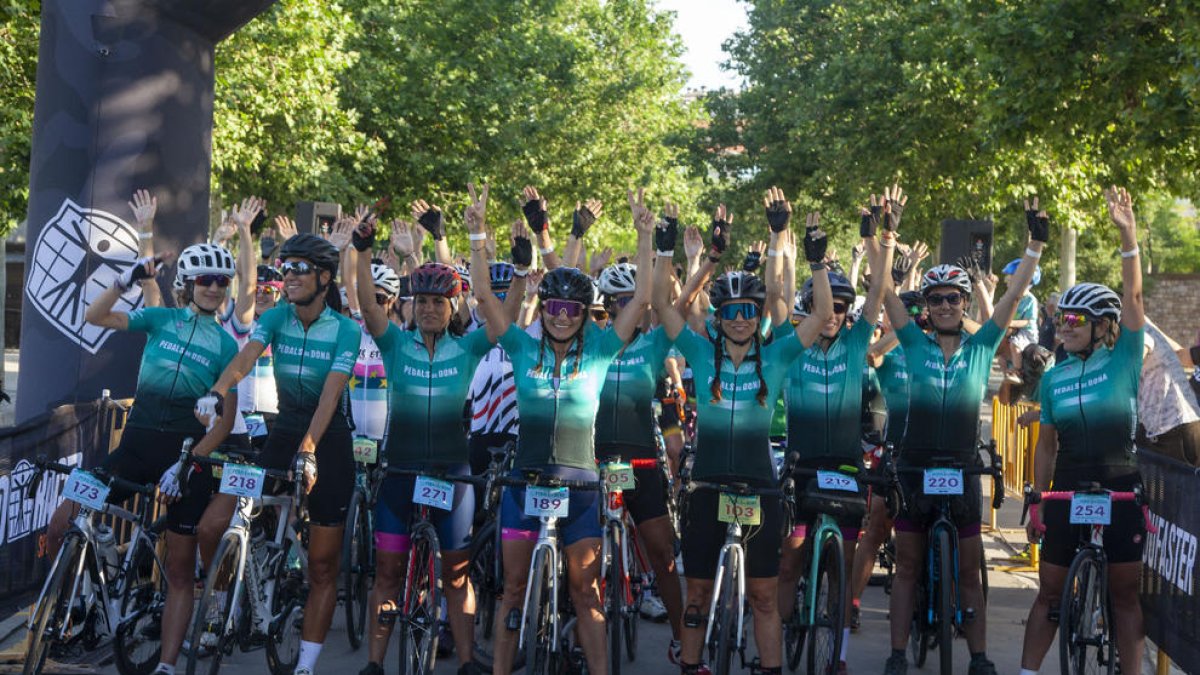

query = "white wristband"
[1024,247,1042,259]
[767,249,781,258]
[468,233,487,242]
[1120,246,1140,259]
[138,231,153,241]
[539,245,555,256]
[656,250,675,258]
[513,267,529,278]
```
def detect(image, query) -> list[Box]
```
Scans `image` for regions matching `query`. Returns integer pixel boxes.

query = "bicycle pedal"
[378,609,400,626]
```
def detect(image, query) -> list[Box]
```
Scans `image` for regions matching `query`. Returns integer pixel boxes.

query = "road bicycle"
[24,459,166,675]
[468,442,520,671]
[1023,483,1157,675]
[342,438,386,650]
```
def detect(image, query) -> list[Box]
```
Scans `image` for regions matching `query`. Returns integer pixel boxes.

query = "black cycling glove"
[523,198,548,233]
[417,208,446,241]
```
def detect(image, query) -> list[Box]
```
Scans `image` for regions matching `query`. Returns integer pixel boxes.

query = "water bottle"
[93,523,120,582]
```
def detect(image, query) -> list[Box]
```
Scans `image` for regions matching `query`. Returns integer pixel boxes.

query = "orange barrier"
[991,396,1040,499]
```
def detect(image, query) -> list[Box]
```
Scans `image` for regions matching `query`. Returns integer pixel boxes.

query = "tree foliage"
[0,0,39,233]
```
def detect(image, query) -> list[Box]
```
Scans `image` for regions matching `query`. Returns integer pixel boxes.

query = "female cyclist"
[1018,186,1146,675]
[199,232,361,675]
[350,215,501,675]
[653,205,835,675]
[469,185,655,675]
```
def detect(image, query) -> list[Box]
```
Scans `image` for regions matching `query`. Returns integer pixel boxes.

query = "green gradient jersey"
[785,319,873,461]
[896,319,1005,457]
[595,326,674,451]
[875,346,910,445]
[376,325,492,464]
[674,325,805,481]
[250,304,361,434]
[1039,325,1144,478]
[501,322,627,471]
[126,307,239,435]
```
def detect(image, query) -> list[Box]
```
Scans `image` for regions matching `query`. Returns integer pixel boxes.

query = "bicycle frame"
[518,513,564,651]
[923,507,963,628]
[703,521,746,652]
[801,513,844,627]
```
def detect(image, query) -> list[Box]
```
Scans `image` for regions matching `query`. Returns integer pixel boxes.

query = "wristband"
[513,267,529,278]
[1024,247,1043,259]
[657,250,675,258]
[138,231,153,241]
[1120,246,1140,259]
[809,262,827,271]
[767,249,781,258]
[539,245,555,256]
[468,233,487,242]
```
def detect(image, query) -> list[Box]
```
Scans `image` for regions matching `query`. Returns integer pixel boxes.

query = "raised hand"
[763,186,792,233]
[572,199,603,239]
[464,183,489,235]
[1024,196,1050,243]
[627,187,652,225]
[326,217,355,251]
[352,217,376,252]
[891,254,914,285]
[212,212,237,245]
[390,220,416,257]
[522,186,549,232]
[709,204,732,262]
[883,183,906,232]
[510,219,533,267]
[657,202,680,254]
[1103,187,1136,233]
[908,240,930,266]
[711,203,733,240]
[354,203,371,225]
[683,225,703,260]
[743,240,766,272]
[411,199,447,240]
[274,215,298,243]
[803,212,828,264]
[231,196,265,232]
[127,189,157,228]
[591,247,614,276]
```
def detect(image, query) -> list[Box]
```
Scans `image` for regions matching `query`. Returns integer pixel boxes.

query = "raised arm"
[613,189,655,343]
[653,203,688,340]
[230,196,264,327]
[860,185,904,326]
[352,220,390,338]
[521,186,561,270]
[762,186,793,327]
[462,183,507,343]
[1104,186,1145,330]
[411,199,452,265]
[86,255,169,329]
[795,212,834,347]
[990,197,1049,328]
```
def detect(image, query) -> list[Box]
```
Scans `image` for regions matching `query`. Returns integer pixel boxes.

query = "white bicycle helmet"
[371,263,402,297]
[591,279,605,309]
[1057,282,1121,320]
[920,264,973,296]
[792,290,807,318]
[597,263,637,297]
[176,243,235,287]
[455,264,472,292]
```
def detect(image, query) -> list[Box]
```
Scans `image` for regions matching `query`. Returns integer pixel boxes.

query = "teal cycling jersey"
[595,326,673,450]
[376,324,492,464]
[875,346,910,445]
[125,307,240,434]
[785,319,873,461]
[500,322,627,471]
[896,319,1005,457]
[250,304,360,434]
[1039,324,1144,479]
[674,325,805,481]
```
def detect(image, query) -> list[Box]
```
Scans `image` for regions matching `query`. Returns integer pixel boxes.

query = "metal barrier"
[991,396,1040,498]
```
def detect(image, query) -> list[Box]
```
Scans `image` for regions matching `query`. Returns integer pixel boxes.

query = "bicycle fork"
[704,527,745,652]
[518,516,561,651]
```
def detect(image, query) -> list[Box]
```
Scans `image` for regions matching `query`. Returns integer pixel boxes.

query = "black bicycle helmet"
[709,271,767,308]
[538,267,593,306]
[279,233,340,277]
[257,264,283,286]
[899,290,926,310]
[800,272,857,311]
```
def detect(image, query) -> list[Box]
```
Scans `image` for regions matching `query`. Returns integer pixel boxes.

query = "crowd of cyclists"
[28,179,1154,675]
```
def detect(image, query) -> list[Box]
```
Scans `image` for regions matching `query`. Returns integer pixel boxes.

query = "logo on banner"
[25,199,144,354]
[0,453,82,548]
[1145,510,1198,596]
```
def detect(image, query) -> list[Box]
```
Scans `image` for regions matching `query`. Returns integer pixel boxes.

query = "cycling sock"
[892,648,906,660]
[298,640,323,671]
[152,664,175,675]
[970,651,988,663]
[1019,669,1038,675]
[852,597,861,608]
[839,628,850,661]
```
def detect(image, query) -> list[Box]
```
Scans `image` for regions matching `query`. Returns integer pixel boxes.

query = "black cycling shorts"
[680,477,783,580]
[1039,472,1146,567]
[99,427,214,536]
[596,445,670,525]
[894,466,983,538]
[257,427,354,527]
[789,458,868,541]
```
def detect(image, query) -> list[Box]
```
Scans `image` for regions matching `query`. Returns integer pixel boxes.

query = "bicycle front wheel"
[807,535,845,675]
[266,538,305,675]
[604,525,624,675]
[784,576,807,671]
[1059,550,1114,675]
[342,488,371,650]
[186,533,244,675]
[113,536,167,675]
[523,547,558,675]
[398,523,442,675]
[934,528,955,675]
[24,532,85,675]
[712,550,740,675]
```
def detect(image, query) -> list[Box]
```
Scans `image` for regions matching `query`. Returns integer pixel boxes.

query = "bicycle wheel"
[398,523,442,675]
[113,537,167,675]
[605,525,624,675]
[186,533,244,675]
[342,488,371,650]
[24,533,84,675]
[712,550,740,675]
[623,540,640,663]
[1059,551,1114,675]
[807,535,845,675]
[933,528,955,675]
[784,577,807,672]
[266,540,305,675]
[523,548,558,675]
[468,519,499,669]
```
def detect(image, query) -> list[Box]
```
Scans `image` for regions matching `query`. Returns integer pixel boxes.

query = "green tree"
[0,0,39,234]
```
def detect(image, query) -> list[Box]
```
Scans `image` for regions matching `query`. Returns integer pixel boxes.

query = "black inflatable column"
[16,0,274,423]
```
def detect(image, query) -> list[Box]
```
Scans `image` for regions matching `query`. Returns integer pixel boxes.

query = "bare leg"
[680,578,713,665]
[958,534,987,652]
[565,538,606,675]
[158,531,198,666]
[300,524,344,643]
[638,515,684,637]
[1019,561,1067,670]
[888,531,926,650]
[491,539,533,675]
[1108,561,1145,670]
[442,549,475,666]
[366,549,405,665]
[748,577,782,668]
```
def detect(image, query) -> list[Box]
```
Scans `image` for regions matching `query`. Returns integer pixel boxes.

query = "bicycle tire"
[934,528,954,675]
[910,617,930,668]
[712,550,739,675]
[113,537,167,675]
[784,578,807,671]
[807,535,845,675]
[468,519,498,645]
[523,548,558,675]
[1059,551,1114,675]
[342,488,370,650]
[399,522,442,675]
[266,539,305,675]
[622,544,639,663]
[980,538,989,603]
[186,533,244,675]
[605,524,624,675]
[24,533,84,675]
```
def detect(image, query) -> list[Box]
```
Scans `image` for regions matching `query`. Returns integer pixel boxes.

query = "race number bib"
[413,476,454,511]
[219,463,265,499]
[524,486,569,518]
[352,438,378,464]
[1070,494,1112,526]
[817,471,857,493]
[717,494,762,526]
[603,462,636,491]
[245,413,268,438]
[63,470,110,510]
[923,468,964,495]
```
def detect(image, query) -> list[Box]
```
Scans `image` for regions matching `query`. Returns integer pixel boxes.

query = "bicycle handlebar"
[685,479,788,498]
[189,452,293,484]
[1024,486,1158,535]
[30,457,155,500]
[493,473,601,490]
[385,467,489,487]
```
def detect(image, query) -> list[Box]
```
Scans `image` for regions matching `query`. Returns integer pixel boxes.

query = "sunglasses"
[256,285,280,296]
[591,309,609,321]
[832,301,849,315]
[717,302,760,321]
[1056,311,1091,328]
[543,299,584,318]
[193,274,231,288]
[495,291,508,302]
[375,293,394,306]
[280,260,315,276]
[926,293,964,307]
